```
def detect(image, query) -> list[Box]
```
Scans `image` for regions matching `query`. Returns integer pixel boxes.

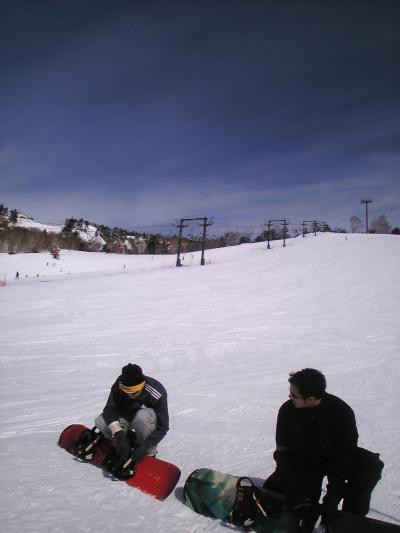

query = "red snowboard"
[58,424,181,500]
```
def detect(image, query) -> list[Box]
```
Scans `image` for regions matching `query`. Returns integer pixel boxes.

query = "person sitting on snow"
[263,368,383,530]
[95,363,169,475]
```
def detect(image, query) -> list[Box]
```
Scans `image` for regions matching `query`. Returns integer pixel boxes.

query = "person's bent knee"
[132,408,157,438]
[134,408,157,425]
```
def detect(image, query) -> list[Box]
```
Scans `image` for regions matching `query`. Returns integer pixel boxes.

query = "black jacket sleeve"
[324,401,358,504]
[273,403,303,492]
[102,385,125,426]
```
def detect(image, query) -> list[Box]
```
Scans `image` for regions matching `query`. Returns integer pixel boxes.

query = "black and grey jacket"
[102,374,169,462]
[273,393,359,499]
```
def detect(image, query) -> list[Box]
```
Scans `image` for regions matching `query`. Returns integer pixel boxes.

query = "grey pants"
[95,408,158,456]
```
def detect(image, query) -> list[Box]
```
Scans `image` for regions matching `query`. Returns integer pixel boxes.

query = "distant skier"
[264,368,383,529]
[95,363,169,475]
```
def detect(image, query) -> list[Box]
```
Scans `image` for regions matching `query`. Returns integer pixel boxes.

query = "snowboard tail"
[58,424,180,500]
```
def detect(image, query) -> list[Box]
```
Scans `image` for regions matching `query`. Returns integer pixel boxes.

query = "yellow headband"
[119,380,145,394]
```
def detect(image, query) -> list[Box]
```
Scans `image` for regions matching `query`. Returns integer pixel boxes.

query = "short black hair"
[289,368,326,399]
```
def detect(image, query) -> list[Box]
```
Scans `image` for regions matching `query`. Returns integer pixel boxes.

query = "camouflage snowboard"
[183,468,400,533]
[183,468,299,532]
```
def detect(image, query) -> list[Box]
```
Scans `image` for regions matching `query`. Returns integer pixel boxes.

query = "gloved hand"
[320,500,338,530]
[113,430,131,465]
[286,486,313,515]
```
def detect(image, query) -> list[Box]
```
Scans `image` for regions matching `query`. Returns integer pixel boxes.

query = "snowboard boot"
[252,486,283,519]
[298,504,321,533]
[73,426,104,460]
[103,451,136,480]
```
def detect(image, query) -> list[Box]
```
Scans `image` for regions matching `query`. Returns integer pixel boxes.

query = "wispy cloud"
[3,166,399,234]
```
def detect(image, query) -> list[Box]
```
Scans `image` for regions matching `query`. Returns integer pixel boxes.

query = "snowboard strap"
[73,426,103,460]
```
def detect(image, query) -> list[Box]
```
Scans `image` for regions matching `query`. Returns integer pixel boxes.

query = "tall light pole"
[360,198,373,233]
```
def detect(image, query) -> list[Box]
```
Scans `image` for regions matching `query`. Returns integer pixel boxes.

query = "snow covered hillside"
[14,216,63,234]
[14,215,105,245]
[0,233,399,532]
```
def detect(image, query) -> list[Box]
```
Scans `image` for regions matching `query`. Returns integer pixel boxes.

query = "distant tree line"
[1,202,398,255]
[0,226,84,254]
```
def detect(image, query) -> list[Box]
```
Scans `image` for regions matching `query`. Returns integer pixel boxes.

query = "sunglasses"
[126,390,142,398]
[289,391,302,400]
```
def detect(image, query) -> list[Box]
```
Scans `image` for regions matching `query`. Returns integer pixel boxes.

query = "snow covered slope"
[14,216,104,245]
[15,216,63,234]
[0,233,399,532]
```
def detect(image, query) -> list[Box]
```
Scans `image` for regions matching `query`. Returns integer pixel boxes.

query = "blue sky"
[1,0,399,234]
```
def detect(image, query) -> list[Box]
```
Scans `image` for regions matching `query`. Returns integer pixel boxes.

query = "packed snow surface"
[0,233,399,532]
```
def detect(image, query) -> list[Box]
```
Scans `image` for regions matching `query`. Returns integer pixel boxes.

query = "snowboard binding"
[229,478,285,529]
[229,477,258,528]
[73,426,104,460]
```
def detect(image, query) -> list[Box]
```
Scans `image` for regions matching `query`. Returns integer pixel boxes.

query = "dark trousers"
[264,447,384,516]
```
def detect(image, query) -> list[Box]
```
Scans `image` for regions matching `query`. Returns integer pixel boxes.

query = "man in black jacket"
[95,363,169,472]
[264,368,383,528]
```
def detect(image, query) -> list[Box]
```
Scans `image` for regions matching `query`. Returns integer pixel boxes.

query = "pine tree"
[10,209,18,224]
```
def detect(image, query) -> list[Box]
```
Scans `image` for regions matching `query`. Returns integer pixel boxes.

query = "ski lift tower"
[265,219,288,249]
[195,217,213,265]
[302,220,318,237]
[174,218,193,267]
